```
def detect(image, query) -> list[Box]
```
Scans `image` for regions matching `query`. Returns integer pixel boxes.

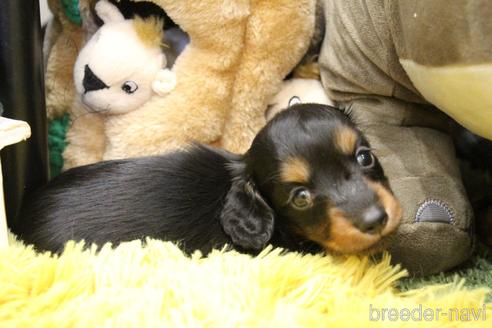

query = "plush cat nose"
[356,205,388,234]
[83,65,108,93]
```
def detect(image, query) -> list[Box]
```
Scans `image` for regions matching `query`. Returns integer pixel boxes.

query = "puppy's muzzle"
[354,205,388,234]
[323,182,402,254]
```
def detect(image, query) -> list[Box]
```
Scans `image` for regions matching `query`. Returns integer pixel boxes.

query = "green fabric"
[398,244,492,302]
[48,114,70,177]
[61,0,82,26]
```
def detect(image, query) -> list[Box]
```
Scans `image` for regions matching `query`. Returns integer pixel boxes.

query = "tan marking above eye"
[334,126,358,155]
[280,157,310,184]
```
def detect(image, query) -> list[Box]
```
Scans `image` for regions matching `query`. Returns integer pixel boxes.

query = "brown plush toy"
[316,0,492,275]
[60,0,315,169]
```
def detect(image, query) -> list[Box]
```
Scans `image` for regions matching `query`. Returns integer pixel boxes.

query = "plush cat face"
[73,0,169,115]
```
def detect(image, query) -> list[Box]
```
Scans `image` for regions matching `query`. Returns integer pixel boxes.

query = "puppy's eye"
[122,81,138,94]
[356,147,374,168]
[291,188,313,210]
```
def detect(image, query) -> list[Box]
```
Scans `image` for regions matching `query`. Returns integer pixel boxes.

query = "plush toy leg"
[318,0,474,275]
[389,0,492,141]
[356,100,474,275]
[220,0,316,154]
[103,0,250,159]
[0,118,31,247]
[344,99,474,276]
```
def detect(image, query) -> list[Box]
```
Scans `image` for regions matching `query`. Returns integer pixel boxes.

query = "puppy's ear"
[220,169,275,251]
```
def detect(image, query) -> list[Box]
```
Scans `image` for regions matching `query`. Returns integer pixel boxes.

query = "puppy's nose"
[356,205,388,234]
[83,65,108,93]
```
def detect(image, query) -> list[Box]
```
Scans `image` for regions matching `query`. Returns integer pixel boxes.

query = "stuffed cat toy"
[74,0,175,114]
[63,0,175,168]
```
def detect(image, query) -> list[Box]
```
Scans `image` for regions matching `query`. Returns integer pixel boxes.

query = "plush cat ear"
[95,0,124,24]
[220,167,275,251]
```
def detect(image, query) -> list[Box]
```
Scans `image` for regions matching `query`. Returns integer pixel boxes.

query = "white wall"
[39,0,52,25]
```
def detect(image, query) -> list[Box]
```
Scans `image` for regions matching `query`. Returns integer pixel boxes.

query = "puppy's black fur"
[15,147,256,254]
[14,104,400,255]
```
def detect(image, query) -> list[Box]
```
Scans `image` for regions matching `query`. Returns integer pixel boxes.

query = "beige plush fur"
[60,0,315,168]
[63,99,106,169]
[219,0,316,153]
[45,0,85,120]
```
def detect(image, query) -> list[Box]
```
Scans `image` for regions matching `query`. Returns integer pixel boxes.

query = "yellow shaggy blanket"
[0,237,490,327]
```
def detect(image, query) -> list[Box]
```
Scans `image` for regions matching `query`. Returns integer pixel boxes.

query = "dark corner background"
[0,0,49,227]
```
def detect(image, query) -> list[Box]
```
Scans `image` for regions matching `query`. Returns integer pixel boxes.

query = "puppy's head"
[221,104,402,254]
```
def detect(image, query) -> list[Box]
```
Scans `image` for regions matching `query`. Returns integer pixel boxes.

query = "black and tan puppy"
[14,104,402,255]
